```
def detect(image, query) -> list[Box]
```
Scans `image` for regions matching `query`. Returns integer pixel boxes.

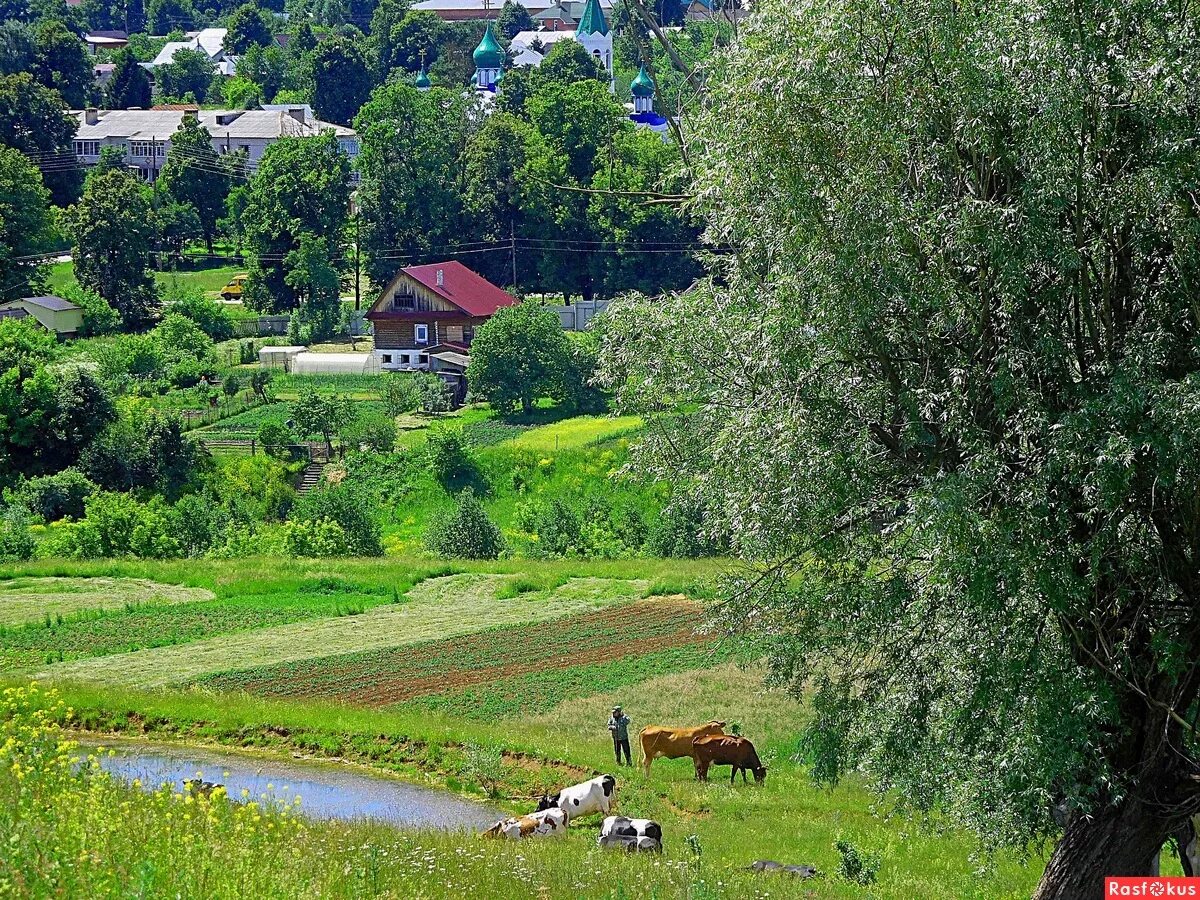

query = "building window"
[414,324,429,344]
[418,353,428,364]
[239,144,251,154]
[400,353,410,364]
[130,140,159,157]
[74,140,100,156]
[381,354,392,363]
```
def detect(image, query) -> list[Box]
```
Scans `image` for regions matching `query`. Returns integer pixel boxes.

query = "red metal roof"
[401,261,518,317]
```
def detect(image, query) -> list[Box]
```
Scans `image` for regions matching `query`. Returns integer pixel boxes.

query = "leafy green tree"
[63,167,159,330]
[367,0,408,79]
[31,19,91,108]
[147,0,194,34]
[221,74,265,108]
[382,9,444,74]
[158,117,230,253]
[291,388,352,454]
[241,133,351,312]
[495,0,532,39]
[103,48,152,109]
[426,487,503,559]
[7,468,97,522]
[0,147,53,300]
[601,0,1200,892]
[538,39,606,86]
[310,35,372,126]
[156,47,214,101]
[353,84,469,283]
[469,301,570,416]
[235,42,289,102]
[0,73,80,205]
[462,112,536,288]
[0,21,34,75]
[287,19,317,56]
[587,127,701,297]
[152,197,200,261]
[283,234,343,343]
[224,2,274,54]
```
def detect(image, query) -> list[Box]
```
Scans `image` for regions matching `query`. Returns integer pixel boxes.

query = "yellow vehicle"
[219,274,250,301]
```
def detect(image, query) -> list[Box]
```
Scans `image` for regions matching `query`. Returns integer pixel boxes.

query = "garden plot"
[0,578,214,628]
[196,597,709,706]
[38,574,648,689]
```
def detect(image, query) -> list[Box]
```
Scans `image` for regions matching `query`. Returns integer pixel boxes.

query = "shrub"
[210,455,297,521]
[282,517,352,557]
[71,492,182,559]
[167,289,235,340]
[153,312,214,360]
[426,488,504,560]
[62,285,120,337]
[7,469,97,522]
[291,482,382,556]
[343,413,396,453]
[835,839,881,886]
[425,427,475,487]
[646,496,727,558]
[516,498,582,557]
[170,493,229,557]
[250,368,272,400]
[0,505,35,561]
[379,373,422,417]
[223,373,241,398]
[257,422,294,459]
[418,373,453,413]
[168,356,203,388]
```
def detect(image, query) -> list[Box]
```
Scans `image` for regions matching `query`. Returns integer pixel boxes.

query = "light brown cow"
[639,721,726,775]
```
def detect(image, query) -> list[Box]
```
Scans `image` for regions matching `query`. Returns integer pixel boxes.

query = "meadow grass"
[0,577,213,627]
[35,574,650,688]
[500,415,644,452]
[7,671,1046,899]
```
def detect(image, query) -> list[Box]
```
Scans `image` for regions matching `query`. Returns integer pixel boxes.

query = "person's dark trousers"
[614,737,631,766]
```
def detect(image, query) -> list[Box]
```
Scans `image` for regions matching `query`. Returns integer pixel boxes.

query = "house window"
[418,353,428,364]
[381,354,392,364]
[74,140,100,156]
[130,140,158,157]
[414,324,429,344]
[399,353,410,364]
[239,144,251,154]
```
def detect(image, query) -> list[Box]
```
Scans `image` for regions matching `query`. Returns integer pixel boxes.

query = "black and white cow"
[536,774,616,824]
[481,808,567,840]
[597,815,662,852]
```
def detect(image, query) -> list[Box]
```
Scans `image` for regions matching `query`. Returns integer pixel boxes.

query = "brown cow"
[639,721,725,775]
[692,734,767,784]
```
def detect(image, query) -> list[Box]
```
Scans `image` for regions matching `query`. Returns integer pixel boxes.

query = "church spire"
[576,0,609,35]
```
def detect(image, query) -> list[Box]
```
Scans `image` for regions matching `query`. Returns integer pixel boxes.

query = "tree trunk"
[1033,798,1173,900]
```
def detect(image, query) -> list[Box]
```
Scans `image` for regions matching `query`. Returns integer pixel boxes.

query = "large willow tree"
[602,0,1200,895]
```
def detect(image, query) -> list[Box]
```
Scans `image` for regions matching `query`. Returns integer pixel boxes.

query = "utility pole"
[351,192,361,311]
[510,218,517,290]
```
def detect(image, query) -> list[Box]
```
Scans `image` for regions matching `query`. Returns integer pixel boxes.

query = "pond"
[78,737,502,832]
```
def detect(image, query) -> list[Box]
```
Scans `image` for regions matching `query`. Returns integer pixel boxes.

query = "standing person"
[608,705,632,766]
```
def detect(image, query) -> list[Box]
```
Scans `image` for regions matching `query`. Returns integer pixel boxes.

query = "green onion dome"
[630,64,654,98]
[473,23,504,69]
[415,67,431,88]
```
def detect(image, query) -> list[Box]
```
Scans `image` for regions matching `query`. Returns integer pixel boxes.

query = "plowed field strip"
[197,599,706,705]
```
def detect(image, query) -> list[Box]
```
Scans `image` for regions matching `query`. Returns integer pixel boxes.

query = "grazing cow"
[535,774,616,824]
[481,808,567,840]
[639,721,725,775]
[692,734,767,784]
[184,779,221,797]
[746,860,819,878]
[597,815,663,853]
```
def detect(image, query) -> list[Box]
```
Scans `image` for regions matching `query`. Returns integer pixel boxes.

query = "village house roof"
[73,108,356,141]
[403,261,519,317]
[20,296,80,312]
[413,0,611,19]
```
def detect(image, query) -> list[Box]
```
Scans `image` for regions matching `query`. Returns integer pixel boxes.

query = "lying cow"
[481,808,567,840]
[639,721,725,775]
[692,734,767,784]
[597,815,663,853]
[535,774,616,824]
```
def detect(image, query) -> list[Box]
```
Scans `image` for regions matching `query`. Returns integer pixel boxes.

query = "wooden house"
[365,261,518,372]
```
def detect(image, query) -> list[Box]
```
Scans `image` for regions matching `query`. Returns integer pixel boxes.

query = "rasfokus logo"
[1106,878,1199,897]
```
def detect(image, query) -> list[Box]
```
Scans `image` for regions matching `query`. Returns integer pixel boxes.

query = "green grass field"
[0,556,1046,898]
[0,577,212,628]
[46,258,246,297]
